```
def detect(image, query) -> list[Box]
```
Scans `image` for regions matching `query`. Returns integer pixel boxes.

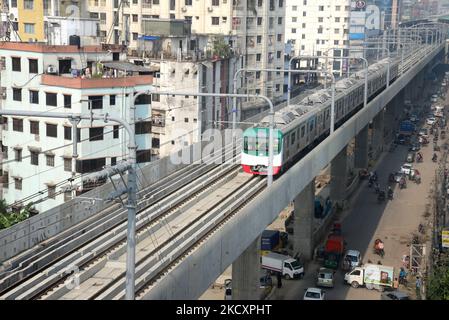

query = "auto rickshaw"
[373,239,385,258]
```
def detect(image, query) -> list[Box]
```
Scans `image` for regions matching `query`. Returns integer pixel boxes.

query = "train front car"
[241,127,283,175]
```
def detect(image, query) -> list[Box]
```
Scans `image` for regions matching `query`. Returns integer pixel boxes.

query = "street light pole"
[0,109,137,298]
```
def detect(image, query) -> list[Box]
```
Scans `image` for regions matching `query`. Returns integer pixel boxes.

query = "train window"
[309,121,314,132]
[326,109,330,120]
[291,132,295,145]
[301,126,305,137]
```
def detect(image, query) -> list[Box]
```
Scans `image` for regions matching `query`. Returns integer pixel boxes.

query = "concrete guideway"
[140,43,444,299]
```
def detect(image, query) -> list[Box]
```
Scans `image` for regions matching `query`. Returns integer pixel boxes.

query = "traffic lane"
[270,138,436,300]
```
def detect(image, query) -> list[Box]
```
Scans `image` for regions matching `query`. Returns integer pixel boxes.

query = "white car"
[401,163,413,176]
[427,117,436,125]
[343,250,362,269]
[303,288,325,300]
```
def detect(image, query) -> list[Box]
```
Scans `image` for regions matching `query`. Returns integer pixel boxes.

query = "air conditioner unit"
[143,58,150,64]
[47,65,57,74]
[207,6,213,12]
[1,91,6,100]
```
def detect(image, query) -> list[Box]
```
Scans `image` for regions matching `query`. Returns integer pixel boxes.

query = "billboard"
[443,230,449,249]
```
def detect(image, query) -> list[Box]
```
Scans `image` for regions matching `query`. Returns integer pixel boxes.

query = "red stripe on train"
[242,165,281,175]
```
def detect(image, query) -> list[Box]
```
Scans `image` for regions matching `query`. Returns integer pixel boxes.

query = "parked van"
[316,268,335,288]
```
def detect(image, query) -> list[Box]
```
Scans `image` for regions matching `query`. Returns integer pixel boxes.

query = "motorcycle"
[399,178,407,189]
[433,153,438,162]
[388,173,395,183]
[374,184,380,194]
[377,191,386,203]
[415,175,421,184]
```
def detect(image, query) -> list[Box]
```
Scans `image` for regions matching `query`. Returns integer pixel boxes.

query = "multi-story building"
[0,42,154,212]
[285,0,351,78]
[136,19,242,158]
[0,0,97,44]
[89,0,285,103]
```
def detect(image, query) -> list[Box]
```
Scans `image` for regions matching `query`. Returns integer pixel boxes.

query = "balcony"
[41,74,153,89]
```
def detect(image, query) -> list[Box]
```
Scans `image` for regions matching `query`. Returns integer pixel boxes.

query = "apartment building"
[89,0,286,103]
[285,0,351,78]
[0,42,153,212]
[0,0,97,45]
[136,19,241,158]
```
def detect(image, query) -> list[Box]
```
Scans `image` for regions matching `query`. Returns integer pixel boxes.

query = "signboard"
[442,230,449,248]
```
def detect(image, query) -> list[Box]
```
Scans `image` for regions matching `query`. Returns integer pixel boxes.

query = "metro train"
[241,57,400,175]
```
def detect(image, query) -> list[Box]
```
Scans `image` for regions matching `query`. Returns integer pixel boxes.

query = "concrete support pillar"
[354,125,369,169]
[372,111,385,159]
[384,104,396,144]
[330,146,347,205]
[232,237,261,300]
[292,179,315,260]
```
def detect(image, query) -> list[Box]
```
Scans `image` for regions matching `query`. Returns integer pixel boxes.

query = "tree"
[0,201,35,230]
[211,36,231,59]
[427,255,449,300]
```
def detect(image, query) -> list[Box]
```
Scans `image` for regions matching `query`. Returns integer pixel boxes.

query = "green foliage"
[0,200,35,230]
[427,255,449,300]
[212,37,231,59]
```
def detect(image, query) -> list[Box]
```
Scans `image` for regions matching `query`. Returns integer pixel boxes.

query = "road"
[269,89,446,300]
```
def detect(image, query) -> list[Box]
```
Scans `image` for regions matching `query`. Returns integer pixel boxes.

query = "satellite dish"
[9,13,15,21]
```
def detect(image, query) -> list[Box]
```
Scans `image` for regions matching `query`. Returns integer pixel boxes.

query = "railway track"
[0,142,241,299]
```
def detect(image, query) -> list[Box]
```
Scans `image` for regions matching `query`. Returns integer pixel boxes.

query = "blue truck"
[399,120,415,136]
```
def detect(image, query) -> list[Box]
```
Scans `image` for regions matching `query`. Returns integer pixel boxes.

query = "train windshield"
[243,136,281,156]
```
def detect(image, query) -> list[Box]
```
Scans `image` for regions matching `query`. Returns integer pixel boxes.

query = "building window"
[29,90,39,104]
[11,0,17,7]
[2,145,8,160]
[64,94,71,108]
[135,121,151,134]
[185,0,192,5]
[277,34,282,42]
[135,94,151,105]
[2,171,8,188]
[30,151,39,165]
[257,17,262,25]
[46,154,55,167]
[291,28,296,33]
[75,157,106,173]
[132,33,138,41]
[12,57,21,71]
[212,0,219,5]
[318,17,323,22]
[212,17,219,25]
[113,125,119,139]
[256,54,261,61]
[14,178,22,190]
[29,58,38,73]
[64,126,72,140]
[24,0,34,9]
[137,150,151,163]
[13,88,22,101]
[89,127,104,141]
[132,14,138,22]
[24,23,35,34]
[278,17,282,25]
[88,96,103,109]
[46,123,57,138]
[64,158,72,172]
[15,148,22,162]
[110,95,116,106]
[48,185,56,199]
[111,157,117,166]
[46,92,57,106]
[292,5,297,10]
[319,5,324,11]
[184,118,189,123]
[30,120,39,135]
[12,118,23,132]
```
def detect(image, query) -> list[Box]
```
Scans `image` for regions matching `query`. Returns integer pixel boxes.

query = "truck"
[323,234,345,269]
[260,230,281,256]
[261,252,304,280]
[344,264,394,291]
[399,120,415,136]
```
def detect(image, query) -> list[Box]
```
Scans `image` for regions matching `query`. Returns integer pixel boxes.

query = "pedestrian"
[415,276,422,300]
[393,277,399,290]
[277,272,282,288]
